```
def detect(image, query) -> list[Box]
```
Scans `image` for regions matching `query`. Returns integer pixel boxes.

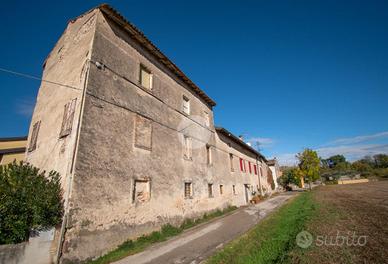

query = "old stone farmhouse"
[25,4,276,263]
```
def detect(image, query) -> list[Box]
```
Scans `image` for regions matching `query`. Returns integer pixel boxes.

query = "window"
[254,164,258,175]
[28,121,41,152]
[183,96,190,115]
[132,179,151,203]
[239,158,244,172]
[204,111,210,127]
[140,65,152,90]
[260,167,263,177]
[208,183,213,198]
[206,145,212,165]
[184,136,192,159]
[134,115,152,150]
[232,185,236,195]
[229,154,234,172]
[219,185,224,195]
[184,182,193,198]
[60,98,77,138]
[248,162,252,174]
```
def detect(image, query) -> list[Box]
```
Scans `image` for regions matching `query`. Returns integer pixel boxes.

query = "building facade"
[25,5,275,263]
[0,137,27,165]
[267,158,282,190]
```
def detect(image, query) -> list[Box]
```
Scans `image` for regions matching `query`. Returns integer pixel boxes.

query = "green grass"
[88,205,237,264]
[207,193,317,264]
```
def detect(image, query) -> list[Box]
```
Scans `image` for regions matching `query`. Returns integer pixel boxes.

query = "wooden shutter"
[254,165,257,175]
[240,158,243,171]
[249,162,252,174]
[60,98,77,138]
[28,121,41,152]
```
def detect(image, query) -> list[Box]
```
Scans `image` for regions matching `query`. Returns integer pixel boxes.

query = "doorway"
[244,184,250,204]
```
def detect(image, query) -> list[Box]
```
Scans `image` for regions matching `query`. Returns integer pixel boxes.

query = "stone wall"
[25,7,272,263]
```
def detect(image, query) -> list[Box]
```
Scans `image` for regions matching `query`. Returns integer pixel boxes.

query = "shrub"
[0,161,63,244]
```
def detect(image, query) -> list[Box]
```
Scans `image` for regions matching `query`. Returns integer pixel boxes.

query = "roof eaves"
[215,127,267,161]
[0,136,28,142]
[98,4,216,108]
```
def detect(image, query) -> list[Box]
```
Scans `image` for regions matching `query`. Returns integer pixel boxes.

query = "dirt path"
[114,192,296,264]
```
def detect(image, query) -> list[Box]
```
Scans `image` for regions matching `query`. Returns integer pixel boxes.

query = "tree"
[373,154,388,168]
[0,162,64,244]
[327,155,346,167]
[278,167,303,189]
[352,160,372,173]
[297,149,321,190]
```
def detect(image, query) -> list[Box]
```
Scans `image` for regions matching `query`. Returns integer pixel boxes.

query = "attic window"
[140,65,153,90]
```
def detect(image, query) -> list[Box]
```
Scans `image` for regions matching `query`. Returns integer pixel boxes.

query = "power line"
[0,66,82,91]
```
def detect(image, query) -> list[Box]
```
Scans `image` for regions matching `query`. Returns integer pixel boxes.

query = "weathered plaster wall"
[25,7,273,263]
[24,9,98,263]
[59,10,271,263]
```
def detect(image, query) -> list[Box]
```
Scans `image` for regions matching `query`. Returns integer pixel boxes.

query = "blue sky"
[1,0,387,165]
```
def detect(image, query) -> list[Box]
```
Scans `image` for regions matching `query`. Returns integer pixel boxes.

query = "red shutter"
[248,162,252,174]
[254,165,257,175]
[240,158,243,171]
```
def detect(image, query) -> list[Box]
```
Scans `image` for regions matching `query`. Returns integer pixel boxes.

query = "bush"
[0,161,63,244]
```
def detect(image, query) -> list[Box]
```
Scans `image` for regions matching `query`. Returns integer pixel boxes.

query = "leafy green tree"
[352,160,373,173]
[327,155,346,167]
[278,167,302,189]
[0,162,63,244]
[373,154,388,168]
[297,149,321,190]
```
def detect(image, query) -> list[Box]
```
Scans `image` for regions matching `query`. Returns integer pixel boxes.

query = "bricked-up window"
[254,164,258,175]
[230,154,234,172]
[132,179,151,203]
[60,98,77,138]
[28,121,41,152]
[208,183,213,198]
[206,145,212,165]
[140,65,153,90]
[204,111,210,127]
[233,185,236,195]
[219,185,224,195]
[134,115,152,150]
[183,96,190,115]
[184,182,193,198]
[184,136,192,159]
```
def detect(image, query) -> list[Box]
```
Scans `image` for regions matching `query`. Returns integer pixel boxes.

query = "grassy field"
[207,181,388,264]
